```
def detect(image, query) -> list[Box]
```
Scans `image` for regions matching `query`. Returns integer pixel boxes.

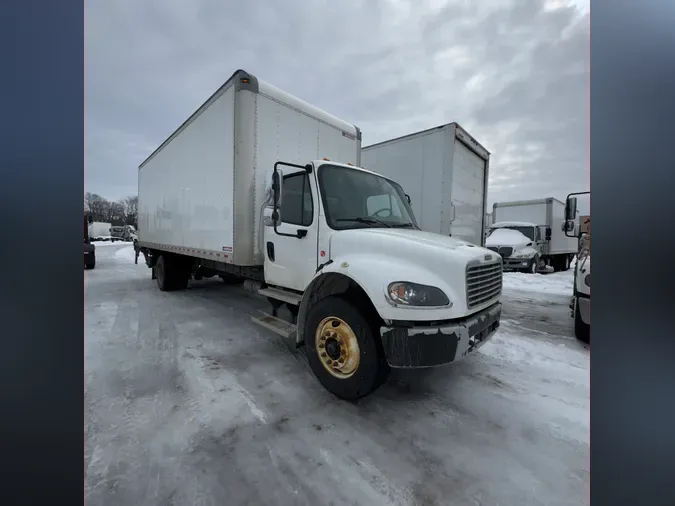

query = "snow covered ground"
[92,238,131,247]
[85,245,589,506]
[503,269,575,297]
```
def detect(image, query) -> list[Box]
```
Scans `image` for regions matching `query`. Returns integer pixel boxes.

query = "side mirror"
[405,194,411,204]
[565,197,577,221]
[545,227,552,241]
[271,170,283,226]
[272,170,283,207]
[562,220,576,233]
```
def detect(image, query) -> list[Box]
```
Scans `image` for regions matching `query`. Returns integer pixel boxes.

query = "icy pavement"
[85,245,589,506]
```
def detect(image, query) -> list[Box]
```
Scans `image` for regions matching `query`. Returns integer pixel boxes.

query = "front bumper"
[577,295,590,325]
[502,257,532,270]
[380,302,502,368]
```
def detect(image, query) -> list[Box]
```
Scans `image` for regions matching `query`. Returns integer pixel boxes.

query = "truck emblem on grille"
[484,254,493,261]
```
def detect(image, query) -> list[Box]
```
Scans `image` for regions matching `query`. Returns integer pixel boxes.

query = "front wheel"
[304,296,389,400]
[528,255,540,274]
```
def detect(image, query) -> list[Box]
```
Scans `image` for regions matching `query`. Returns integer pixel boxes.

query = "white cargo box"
[361,123,490,246]
[138,69,361,266]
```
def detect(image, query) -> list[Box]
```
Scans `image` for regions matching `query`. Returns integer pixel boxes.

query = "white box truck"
[88,222,112,241]
[137,69,503,400]
[361,123,490,246]
[486,198,578,273]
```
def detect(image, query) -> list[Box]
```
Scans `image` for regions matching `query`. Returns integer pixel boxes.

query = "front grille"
[466,261,503,309]
[498,246,513,258]
[487,246,499,254]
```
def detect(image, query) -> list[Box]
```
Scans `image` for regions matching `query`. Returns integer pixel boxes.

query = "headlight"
[513,251,534,259]
[584,274,590,287]
[387,282,451,307]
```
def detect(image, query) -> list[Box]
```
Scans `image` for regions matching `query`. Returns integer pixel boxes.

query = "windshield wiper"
[389,222,417,229]
[335,217,393,228]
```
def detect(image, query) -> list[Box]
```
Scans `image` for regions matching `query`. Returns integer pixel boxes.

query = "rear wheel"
[574,298,590,344]
[155,254,189,292]
[85,255,95,270]
[304,296,389,400]
[553,255,570,272]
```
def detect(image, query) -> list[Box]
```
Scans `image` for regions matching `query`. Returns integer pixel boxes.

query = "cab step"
[251,311,298,341]
[258,286,303,306]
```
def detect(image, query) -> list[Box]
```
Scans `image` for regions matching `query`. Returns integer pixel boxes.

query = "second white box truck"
[137,70,503,400]
[486,198,578,273]
[361,123,491,246]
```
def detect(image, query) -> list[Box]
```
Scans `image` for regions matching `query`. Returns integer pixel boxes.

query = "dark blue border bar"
[0,1,83,504]
[592,0,675,504]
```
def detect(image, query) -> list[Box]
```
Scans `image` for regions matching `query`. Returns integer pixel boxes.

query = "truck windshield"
[488,226,535,241]
[318,165,417,230]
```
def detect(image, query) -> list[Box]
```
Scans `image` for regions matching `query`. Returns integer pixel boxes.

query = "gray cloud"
[85,0,589,211]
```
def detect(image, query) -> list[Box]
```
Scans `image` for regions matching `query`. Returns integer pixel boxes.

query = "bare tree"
[85,193,110,222]
[85,193,139,227]
[122,196,138,227]
[107,201,126,225]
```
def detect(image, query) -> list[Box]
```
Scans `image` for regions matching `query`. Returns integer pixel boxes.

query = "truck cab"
[260,160,503,398]
[486,221,549,273]
[564,192,590,343]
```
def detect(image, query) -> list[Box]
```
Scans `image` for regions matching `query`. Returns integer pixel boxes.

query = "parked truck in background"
[137,69,503,400]
[360,123,491,246]
[564,192,590,343]
[110,224,137,242]
[486,198,578,273]
[88,221,113,242]
[84,213,96,269]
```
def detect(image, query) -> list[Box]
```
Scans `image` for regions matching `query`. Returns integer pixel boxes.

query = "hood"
[328,228,502,318]
[330,228,498,264]
[486,228,532,249]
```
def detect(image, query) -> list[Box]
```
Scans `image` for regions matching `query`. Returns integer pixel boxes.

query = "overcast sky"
[85,0,589,213]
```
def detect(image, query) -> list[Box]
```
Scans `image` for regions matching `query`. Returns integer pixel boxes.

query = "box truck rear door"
[449,139,487,245]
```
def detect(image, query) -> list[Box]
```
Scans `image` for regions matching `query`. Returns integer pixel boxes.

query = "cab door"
[263,169,318,291]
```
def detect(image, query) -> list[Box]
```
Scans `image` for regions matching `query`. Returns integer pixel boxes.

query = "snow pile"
[502,270,574,296]
[486,228,531,247]
[93,240,127,247]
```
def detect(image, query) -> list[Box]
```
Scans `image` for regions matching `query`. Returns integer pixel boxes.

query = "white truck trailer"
[361,123,490,246]
[137,69,503,400]
[88,222,112,241]
[486,198,578,273]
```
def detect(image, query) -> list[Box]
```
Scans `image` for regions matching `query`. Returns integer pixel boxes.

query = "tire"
[553,255,570,272]
[528,255,540,274]
[85,256,95,270]
[304,296,389,400]
[552,256,560,272]
[155,254,189,292]
[574,298,590,344]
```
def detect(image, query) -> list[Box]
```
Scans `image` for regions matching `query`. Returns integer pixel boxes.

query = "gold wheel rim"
[315,316,360,379]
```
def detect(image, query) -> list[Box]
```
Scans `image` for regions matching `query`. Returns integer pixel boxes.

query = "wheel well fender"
[296,272,382,346]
